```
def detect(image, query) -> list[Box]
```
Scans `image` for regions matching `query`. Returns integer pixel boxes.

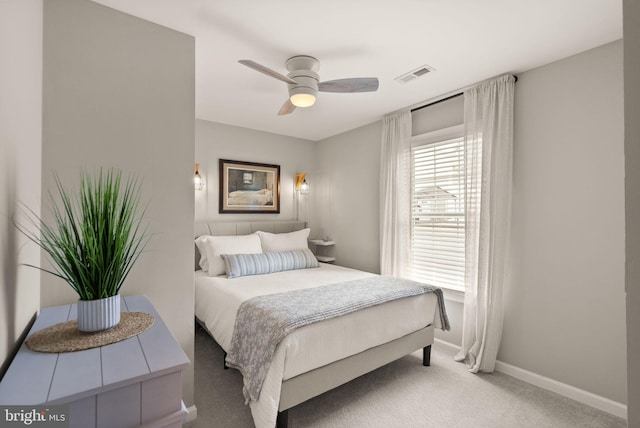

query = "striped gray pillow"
[222,248,319,279]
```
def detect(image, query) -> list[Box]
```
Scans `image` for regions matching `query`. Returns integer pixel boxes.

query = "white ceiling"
[91,0,622,141]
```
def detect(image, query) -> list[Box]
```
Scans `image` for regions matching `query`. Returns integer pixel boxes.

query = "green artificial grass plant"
[20,169,149,301]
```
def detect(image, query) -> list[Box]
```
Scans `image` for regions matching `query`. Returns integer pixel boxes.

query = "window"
[411,130,466,292]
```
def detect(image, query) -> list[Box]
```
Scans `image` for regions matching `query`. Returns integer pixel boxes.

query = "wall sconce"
[295,173,309,222]
[194,163,205,190]
[295,173,310,195]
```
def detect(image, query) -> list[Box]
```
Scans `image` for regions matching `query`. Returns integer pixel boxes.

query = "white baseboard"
[433,338,461,355]
[185,405,198,423]
[433,339,627,420]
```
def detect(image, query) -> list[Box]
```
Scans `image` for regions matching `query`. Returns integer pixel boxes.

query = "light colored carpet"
[186,326,626,428]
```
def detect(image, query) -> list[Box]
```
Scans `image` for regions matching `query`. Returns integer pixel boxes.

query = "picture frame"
[219,159,280,214]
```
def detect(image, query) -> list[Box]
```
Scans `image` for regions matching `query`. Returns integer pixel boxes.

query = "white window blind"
[411,136,465,291]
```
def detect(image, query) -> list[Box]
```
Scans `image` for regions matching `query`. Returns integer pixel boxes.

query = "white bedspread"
[195,263,440,428]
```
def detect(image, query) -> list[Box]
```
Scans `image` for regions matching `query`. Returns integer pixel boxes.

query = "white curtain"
[454,75,515,373]
[379,110,412,277]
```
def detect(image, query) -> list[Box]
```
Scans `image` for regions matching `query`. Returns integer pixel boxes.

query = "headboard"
[194,221,307,270]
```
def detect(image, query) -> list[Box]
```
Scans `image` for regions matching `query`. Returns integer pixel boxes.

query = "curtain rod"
[410,92,462,113]
[410,75,518,113]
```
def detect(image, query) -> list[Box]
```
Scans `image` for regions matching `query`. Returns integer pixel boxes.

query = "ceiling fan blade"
[278,99,296,116]
[318,77,379,93]
[239,59,297,85]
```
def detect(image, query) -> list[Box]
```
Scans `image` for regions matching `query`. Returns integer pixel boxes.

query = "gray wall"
[315,121,383,274]
[41,0,195,406]
[195,119,316,225]
[0,0,42,377]
[199,117,384,274]
[502,40,626,404]
[624,0,640,424]
[315,41,626,405]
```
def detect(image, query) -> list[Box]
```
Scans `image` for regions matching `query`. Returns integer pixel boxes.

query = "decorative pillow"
[222,248,319,279]
[255,228,311,252]
[202,234,263,276]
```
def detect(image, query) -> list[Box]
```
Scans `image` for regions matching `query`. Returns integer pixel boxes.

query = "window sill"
[442,288,465,303]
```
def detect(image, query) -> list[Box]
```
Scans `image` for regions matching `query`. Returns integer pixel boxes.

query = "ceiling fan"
[238,55,379,115]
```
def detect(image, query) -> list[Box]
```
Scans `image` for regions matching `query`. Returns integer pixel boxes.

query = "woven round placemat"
[26,312,155,353]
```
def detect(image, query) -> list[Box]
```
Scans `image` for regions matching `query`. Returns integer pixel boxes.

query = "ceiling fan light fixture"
[238,55,378,115]
[289,87,316,107]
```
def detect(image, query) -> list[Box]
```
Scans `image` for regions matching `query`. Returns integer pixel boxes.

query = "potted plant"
[20,168,149,332]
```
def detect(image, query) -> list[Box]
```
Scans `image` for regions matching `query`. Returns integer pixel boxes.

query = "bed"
[194,221,448,428]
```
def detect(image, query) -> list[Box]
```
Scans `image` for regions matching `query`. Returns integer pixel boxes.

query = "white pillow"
[255,228,310,252]
[195,235,211,271]
[202,234,263,276]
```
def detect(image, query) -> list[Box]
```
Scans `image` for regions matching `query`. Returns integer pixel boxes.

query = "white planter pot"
[77,295,121,333]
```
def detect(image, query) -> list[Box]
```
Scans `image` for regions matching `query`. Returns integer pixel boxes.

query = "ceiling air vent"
[395,64,435,84]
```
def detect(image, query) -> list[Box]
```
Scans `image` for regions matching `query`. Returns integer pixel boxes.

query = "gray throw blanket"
[225,276,450,403]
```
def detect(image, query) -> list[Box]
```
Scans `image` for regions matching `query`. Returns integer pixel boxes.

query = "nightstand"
[0,295,189,428]
[309,239,336,263]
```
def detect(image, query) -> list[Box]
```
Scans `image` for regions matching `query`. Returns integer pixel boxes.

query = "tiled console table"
[0,295,190,428]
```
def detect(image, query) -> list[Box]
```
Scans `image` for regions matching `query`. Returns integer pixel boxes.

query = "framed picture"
[219,159,280,213]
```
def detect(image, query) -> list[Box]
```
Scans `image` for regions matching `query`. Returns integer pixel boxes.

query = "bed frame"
[194,221,434,428]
